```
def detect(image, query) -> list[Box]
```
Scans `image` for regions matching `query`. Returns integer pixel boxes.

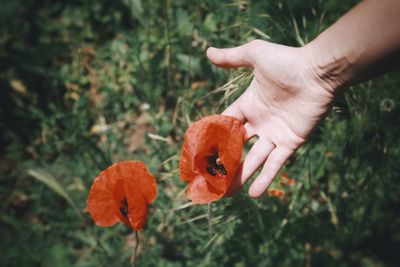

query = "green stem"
[131,231,140,267]
[207,203,212,238]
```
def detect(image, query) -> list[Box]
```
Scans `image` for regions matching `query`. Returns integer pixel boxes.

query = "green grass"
[1,0,400,266]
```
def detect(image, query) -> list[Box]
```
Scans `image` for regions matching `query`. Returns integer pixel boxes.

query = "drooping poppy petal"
[87,161,157,231]
[87,167,121,227]
[179,115,245,204]
[186,175,222,203]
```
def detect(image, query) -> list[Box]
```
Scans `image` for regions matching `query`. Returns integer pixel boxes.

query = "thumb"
[206,40,262,68]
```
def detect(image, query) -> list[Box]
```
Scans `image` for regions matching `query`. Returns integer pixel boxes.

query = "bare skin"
[206,0,400,198]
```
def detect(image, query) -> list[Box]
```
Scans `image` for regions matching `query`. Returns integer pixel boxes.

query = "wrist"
[302,36,359,95]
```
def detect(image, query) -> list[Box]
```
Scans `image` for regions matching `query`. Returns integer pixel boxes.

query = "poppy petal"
[116,161,157,230]
[112,161,157,202]
[124,180,149,231]
[87,165,121,227]
[125,161,158,204]
[187,175,223,204]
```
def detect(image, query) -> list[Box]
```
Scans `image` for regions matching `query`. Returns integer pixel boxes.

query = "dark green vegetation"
[1,0,400,266]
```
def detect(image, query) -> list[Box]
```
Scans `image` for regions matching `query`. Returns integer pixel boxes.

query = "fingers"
[226,139,274,195]
[244,122,256,140]
[206,40,262,68]
[248,147,293,198]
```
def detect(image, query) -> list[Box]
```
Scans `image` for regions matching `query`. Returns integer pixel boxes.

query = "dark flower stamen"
[206,151,227,176]
[119,198,129,218]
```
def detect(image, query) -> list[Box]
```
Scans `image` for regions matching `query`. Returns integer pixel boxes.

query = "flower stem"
[207,203,212,238]
[131,231,140,267]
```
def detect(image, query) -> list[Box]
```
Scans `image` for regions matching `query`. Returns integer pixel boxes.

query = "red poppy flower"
[179,115,245,204]
[87,161,157,231]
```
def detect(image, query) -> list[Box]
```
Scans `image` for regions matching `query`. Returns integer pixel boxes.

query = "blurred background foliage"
[1,0,400,266]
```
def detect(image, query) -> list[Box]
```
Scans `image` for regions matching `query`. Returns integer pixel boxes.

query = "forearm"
[305,0,400,93]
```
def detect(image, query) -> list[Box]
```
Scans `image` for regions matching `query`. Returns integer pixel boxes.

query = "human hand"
[207,40,337,198]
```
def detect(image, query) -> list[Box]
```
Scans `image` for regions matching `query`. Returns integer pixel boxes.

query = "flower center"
[119,198,129,218]
[206,151,227,176]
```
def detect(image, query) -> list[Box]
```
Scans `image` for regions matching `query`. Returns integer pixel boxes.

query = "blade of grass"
[178,214,208,225]
[27,168,83,220]
[201,233,219,252]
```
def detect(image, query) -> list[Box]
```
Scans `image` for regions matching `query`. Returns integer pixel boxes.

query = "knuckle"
[249,39,263,48]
